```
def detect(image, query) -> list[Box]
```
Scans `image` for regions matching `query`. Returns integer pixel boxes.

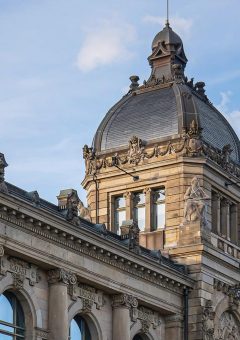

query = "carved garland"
[83,133,240,181]
[131,306,161,334]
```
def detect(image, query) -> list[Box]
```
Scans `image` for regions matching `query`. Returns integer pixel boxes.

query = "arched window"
[69,315,91,340]
[133,335,144,340]
[0,291,25,339]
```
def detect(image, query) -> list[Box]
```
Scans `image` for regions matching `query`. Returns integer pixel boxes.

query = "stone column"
[230,204,238,244]
[165,314,183,340]
[216,193,221,235]
[112,294,138,340]
[144,187,152,232]
[48,268,77,340]
[124,192,133,221]
[221,199,230,239]
[212,192,221,234]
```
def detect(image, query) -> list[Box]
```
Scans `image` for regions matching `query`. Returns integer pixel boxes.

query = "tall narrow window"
[114,196,126,233]
[153,188,166,230]
[0,291,25,339]
[133,192,145,231]
[69,315,91,340]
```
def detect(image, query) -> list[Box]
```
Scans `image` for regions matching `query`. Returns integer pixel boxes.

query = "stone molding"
[0,205,191,293]
[131,306,160,333]
[112,293,138,309]
[69,282,104,312]
[47,268,77,285]
[0,252,39,289]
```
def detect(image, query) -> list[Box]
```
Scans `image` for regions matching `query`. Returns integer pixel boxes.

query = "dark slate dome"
[152,23,183,49]
[93,24,240,163]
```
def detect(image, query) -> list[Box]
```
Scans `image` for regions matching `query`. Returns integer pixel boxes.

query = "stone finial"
[195,81,206,97]
[27,191,40,207]
[0,153,8,193]
[66,190,81,226]
[129,75,140,91]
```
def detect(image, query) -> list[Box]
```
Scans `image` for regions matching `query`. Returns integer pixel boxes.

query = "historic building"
[0,21,240,340]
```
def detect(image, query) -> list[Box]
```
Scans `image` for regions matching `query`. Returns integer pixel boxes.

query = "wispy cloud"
[217,91,240,136]
[76,20,136,72]
[77,22,136,72]
[143,15,193,40]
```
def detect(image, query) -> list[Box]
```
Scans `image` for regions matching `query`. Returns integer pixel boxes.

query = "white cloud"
[216,91,240,136]
[76,21,136,72]
[143,15,193,40]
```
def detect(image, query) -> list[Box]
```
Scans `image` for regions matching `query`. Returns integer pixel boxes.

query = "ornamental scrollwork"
[215,311,240,340]
[131,306,160,333]
[47,268,77,285]
[112,293,138,309]
[202,300,215,340]
[0,255,39,288]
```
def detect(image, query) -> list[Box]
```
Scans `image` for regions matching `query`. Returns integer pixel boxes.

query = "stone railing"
[211,233,240,260]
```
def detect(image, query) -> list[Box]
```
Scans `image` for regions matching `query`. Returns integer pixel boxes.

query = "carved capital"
[112,293,138,309]
[47,268,77,285]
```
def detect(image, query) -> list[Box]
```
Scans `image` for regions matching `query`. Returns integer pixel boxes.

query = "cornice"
[0,194,193,293]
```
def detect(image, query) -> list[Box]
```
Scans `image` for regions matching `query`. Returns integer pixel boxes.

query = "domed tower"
[82,23,240,252]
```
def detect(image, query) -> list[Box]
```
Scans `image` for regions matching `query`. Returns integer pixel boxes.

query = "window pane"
[154,189,165,202]
[0,295,13,324]
[117,210,126,228]
[155,203,165,229]
[135,193,145,205]
[135,206,145,231]
[0,334,13,339]
[70,319,82,340]
[115,197,126,209]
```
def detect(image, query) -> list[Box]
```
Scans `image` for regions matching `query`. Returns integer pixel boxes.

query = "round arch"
[68,300,103,340]
[131,320,155,340]
[214,296,240,338]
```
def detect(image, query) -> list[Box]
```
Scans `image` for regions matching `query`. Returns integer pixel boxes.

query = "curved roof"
[92,24,240,163]
[93,83,240,162]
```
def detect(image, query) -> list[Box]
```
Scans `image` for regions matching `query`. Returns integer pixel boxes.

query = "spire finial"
[166,0,170,26]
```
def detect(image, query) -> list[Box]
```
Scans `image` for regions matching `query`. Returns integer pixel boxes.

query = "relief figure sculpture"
[184,177,210,227]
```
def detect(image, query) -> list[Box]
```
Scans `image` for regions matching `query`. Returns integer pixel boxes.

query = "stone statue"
[129,221,140,253]
[216,311,240,340]
[184,177,210,227]
[0,153,8,194]
[78,200,91,222]
[83,145,95,175]
[128,136,145,165]
[66,191,81,226]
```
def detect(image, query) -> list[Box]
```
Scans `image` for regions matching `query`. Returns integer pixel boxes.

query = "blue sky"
[0,0,240,204]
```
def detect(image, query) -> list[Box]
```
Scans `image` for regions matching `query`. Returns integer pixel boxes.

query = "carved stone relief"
[0,254,39,289]
[202,300,215,340]
[47,268,77,285]
[215,312,240,340]
[112,293,138,309]
[68,282,104,313]
[131,306,160,334]
[183,177,210,227]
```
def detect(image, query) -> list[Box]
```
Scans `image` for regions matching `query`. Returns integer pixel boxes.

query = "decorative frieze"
[131,306,160,333]
[216,311,240,340]
[0,255,39,289]
[47,268,77,285]
[69,282,104,312]
[112,293,138,309]
[0,205,189,293]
